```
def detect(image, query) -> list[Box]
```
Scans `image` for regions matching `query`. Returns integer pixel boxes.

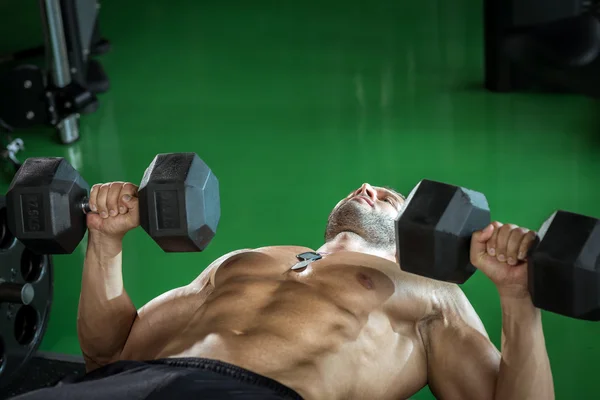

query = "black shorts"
[10,357,303,400]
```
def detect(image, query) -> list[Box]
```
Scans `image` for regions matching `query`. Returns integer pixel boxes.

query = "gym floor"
[1,0,599,398]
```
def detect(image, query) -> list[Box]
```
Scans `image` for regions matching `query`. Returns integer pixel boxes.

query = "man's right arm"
[77,232,137,371]
[77,182,140,371]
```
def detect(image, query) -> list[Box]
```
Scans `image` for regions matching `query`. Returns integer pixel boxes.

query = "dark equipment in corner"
[0,0,111,145]
[484,0,600,98]
[0,122,25,180]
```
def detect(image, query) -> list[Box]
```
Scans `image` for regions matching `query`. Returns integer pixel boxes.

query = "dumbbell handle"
[79,197,92,214]
[0,280,34,305]
[79,196,137,215]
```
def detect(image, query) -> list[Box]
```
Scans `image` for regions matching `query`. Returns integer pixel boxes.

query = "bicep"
[425,288,501,400]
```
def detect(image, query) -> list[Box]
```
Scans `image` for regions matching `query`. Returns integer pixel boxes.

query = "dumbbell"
[395,179,600,321]
[4,152,220,254]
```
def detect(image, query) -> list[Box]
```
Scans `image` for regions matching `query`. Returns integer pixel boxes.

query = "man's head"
[324,183,405,249]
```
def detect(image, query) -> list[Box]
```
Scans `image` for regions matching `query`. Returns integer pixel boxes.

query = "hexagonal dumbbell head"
[6,157,89,254]
[395,179,491,284]
[529,211,600,321]
[138,153,220,252]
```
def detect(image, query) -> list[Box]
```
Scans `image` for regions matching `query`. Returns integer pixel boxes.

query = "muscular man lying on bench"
[14,182,554,400]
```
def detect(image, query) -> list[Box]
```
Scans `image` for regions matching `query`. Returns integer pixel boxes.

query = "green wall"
[1,0,599,398]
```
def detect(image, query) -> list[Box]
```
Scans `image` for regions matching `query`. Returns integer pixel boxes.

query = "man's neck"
[316,232,397,263]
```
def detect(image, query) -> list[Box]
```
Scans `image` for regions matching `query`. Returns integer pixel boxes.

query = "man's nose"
[355,183,377,200]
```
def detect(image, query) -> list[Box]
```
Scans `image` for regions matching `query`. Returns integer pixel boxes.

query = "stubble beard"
[324,200,397,249]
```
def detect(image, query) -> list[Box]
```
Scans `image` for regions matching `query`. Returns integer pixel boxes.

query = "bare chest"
[213,247,434,324]
[203,248,432,399]
[123,247,433,399]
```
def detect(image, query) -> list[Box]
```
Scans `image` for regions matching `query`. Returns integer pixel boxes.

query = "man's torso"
[120,246,455,400]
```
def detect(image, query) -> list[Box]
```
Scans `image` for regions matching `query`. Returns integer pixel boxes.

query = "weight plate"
[0,195,53,388]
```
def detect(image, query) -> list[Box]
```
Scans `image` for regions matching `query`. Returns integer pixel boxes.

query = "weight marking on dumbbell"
[21,194,45,232]
[156,190,180,230]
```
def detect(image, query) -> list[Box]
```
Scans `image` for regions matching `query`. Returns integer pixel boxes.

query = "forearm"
[77,232,137,364]
[495,294,554,400]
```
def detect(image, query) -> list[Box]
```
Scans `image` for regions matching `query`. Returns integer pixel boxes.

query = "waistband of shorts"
[147,357,303,399]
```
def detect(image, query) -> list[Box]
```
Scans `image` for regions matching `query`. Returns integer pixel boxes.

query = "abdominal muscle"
[122,248,431,400]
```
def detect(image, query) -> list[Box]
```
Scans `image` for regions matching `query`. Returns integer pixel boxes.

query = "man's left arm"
[424,222,554,400]
[495,292,554,400]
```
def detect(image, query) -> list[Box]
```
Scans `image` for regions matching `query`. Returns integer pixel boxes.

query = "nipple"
[356,273,374,290]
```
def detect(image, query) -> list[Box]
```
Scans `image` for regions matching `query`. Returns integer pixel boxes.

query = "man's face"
[324,183,405,248]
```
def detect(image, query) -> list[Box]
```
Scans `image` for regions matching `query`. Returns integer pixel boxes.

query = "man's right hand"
[87,182,140,239]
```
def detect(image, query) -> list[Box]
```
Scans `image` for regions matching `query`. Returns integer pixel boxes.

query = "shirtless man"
[15,182,554,400]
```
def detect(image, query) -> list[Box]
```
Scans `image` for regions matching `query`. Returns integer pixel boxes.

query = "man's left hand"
[470,222,538,298]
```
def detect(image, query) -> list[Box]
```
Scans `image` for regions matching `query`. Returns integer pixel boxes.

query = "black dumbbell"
[5,153,220,254]
[395,179,600,321]
[527,211,600,321]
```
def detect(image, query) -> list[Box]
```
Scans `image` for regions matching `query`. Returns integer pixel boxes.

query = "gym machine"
[0,0,110,146]
[1,123,25,179]
[484,0,600,98]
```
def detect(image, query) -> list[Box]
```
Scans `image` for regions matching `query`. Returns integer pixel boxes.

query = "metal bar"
[42,0,80,144]
[0,282,34,305]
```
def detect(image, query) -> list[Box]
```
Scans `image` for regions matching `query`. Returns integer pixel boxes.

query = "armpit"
[416,282,487,347]
[416,306,445,356]
[442,284,490,339]
[419,283,492,354]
